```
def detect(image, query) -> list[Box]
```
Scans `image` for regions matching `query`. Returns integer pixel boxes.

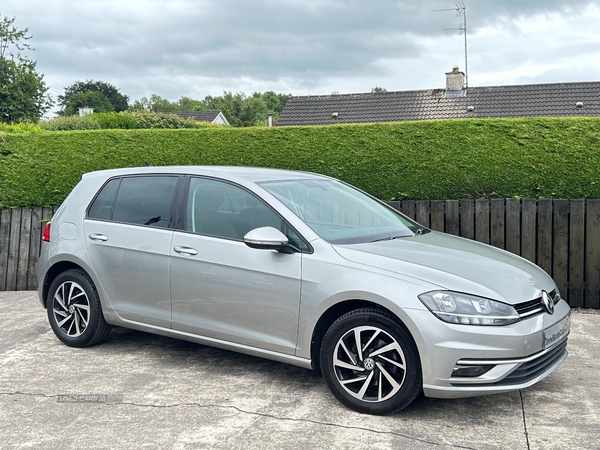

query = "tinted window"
[186,178,283,240]
[88,178,120,220]
[285,227,309,252]
[101,176,178,228]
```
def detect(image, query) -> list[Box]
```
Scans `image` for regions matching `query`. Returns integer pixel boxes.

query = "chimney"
[445,66,465,91]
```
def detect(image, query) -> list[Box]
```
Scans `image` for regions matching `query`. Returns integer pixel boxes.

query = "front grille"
[514,289,560,318]
[514,298,543,316]
[494,339,568,386]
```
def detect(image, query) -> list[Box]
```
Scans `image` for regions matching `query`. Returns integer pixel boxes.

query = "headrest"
[195,184,225,210]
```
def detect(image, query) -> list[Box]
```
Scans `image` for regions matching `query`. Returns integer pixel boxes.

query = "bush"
[37,111,210,131]
[118,110,202,129]
[40,115,102,131]
[92,112,139,129]
[0,121,43,133]
[1,117,599,207]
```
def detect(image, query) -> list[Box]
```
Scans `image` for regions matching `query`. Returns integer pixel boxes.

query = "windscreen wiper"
[414,227,430,236]
[372,234,412,242]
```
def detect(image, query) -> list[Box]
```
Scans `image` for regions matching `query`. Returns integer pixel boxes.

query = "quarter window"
[87,178,120,220]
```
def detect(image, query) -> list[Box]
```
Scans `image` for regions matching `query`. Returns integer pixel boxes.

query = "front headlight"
[418,291,520,326]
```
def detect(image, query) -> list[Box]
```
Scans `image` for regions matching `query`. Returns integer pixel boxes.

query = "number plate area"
[542,314,570,349]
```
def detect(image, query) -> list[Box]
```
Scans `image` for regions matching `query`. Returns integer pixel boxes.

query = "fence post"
[585,200,600,308]
[0,210,12,291]
[569,200,585,306]
[553,200,569,301]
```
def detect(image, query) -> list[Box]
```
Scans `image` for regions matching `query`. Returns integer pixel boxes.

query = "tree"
[239,95,269,126]
[202,91,291,126]
[62,91,115,116]
[178,96,204,111]
[258,91,290,116]
[0,16,52,123]
[129,94,204,112]
[57,80,128,115]
[202,91,245,126]
[129,90,292,127]
[371,86,387,93]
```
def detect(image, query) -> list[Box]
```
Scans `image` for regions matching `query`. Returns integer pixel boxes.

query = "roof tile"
[277,81,600,126]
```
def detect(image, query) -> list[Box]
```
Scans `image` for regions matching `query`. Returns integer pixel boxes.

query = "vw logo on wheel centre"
[363,358,376,371]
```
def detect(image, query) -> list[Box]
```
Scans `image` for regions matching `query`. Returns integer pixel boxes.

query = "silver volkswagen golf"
[38,166,570,414]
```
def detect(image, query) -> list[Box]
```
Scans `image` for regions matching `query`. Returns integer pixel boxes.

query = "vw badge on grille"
[541,291,555,315]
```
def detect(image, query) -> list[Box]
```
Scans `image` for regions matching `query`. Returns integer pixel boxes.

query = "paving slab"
[0,291,598,450]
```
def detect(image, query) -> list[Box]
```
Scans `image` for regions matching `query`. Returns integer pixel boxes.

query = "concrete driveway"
[1,291,598,450]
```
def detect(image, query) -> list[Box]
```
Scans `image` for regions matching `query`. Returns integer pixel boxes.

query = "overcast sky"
[3,0,600,109]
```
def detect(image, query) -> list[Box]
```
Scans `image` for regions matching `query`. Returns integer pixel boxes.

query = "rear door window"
[88,176,178,228]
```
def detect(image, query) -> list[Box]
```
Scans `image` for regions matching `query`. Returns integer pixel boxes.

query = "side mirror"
[243,227,294,253]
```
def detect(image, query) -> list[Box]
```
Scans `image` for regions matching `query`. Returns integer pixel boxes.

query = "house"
[171,110,230,125]
[276,67,600,126]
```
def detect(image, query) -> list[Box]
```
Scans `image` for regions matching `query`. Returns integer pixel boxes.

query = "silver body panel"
[38,166,570,399]
[170,231,301,355]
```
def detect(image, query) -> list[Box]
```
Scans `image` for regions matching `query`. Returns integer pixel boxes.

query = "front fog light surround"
[418,291,520,326]
[452,365,494,378]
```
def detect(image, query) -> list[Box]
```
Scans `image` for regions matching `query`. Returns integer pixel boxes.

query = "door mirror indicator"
[244,227,295,253]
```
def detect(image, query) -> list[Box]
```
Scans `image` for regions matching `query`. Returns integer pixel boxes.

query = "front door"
[170,177,302,355]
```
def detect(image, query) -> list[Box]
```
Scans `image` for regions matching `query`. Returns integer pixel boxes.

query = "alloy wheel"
[51,281,91,338]
[332,325,407,402]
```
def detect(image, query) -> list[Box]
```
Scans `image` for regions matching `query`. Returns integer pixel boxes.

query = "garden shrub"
[36,110,211,132]
[118,110,202,129]
[92,112,140,129]
[40,115,102,131]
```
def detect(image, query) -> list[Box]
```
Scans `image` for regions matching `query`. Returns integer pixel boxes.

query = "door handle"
[173,246,198,256]
[88,233,108,242]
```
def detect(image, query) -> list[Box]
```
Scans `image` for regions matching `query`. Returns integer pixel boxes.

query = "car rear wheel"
[320,308,422,414]
[47,269,111,347]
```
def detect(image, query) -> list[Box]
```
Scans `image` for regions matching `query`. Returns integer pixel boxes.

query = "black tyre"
[47,269,111,348]
[320,308,422,414]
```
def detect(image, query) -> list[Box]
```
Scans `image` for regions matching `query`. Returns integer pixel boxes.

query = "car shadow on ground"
[90,326,524,418]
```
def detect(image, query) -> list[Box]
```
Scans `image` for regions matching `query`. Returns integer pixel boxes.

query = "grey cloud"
[3,0,599,105]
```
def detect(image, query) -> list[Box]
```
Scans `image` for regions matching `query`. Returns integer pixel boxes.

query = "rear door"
[84,175,180,328]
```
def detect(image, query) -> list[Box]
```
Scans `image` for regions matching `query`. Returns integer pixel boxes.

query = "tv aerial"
[435,2,469,88]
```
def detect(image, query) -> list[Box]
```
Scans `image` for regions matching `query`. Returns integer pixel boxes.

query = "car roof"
[81,166,330,184]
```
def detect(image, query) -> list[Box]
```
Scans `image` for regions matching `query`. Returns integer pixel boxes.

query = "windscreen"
[260,178,418,244]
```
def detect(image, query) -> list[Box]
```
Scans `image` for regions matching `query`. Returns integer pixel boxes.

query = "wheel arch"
[41,261,90,308]
[309,299,420,371]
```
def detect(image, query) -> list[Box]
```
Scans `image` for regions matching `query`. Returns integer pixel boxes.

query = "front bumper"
[404,300,571,399]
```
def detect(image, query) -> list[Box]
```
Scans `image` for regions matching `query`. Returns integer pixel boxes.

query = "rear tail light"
[43,221,51,242]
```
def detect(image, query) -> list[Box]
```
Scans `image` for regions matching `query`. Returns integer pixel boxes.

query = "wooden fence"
[0,207,57,291]
[1,200,599,308]
[388,199,599,309]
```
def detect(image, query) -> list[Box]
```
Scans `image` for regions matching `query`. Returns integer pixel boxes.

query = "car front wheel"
[47,269,111,347]
[320,308,422,414]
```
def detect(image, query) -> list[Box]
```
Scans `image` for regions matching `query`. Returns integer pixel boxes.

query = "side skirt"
[108,316,314,370]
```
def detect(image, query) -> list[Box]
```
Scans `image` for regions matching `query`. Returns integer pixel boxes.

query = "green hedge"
[1,117,599,207]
